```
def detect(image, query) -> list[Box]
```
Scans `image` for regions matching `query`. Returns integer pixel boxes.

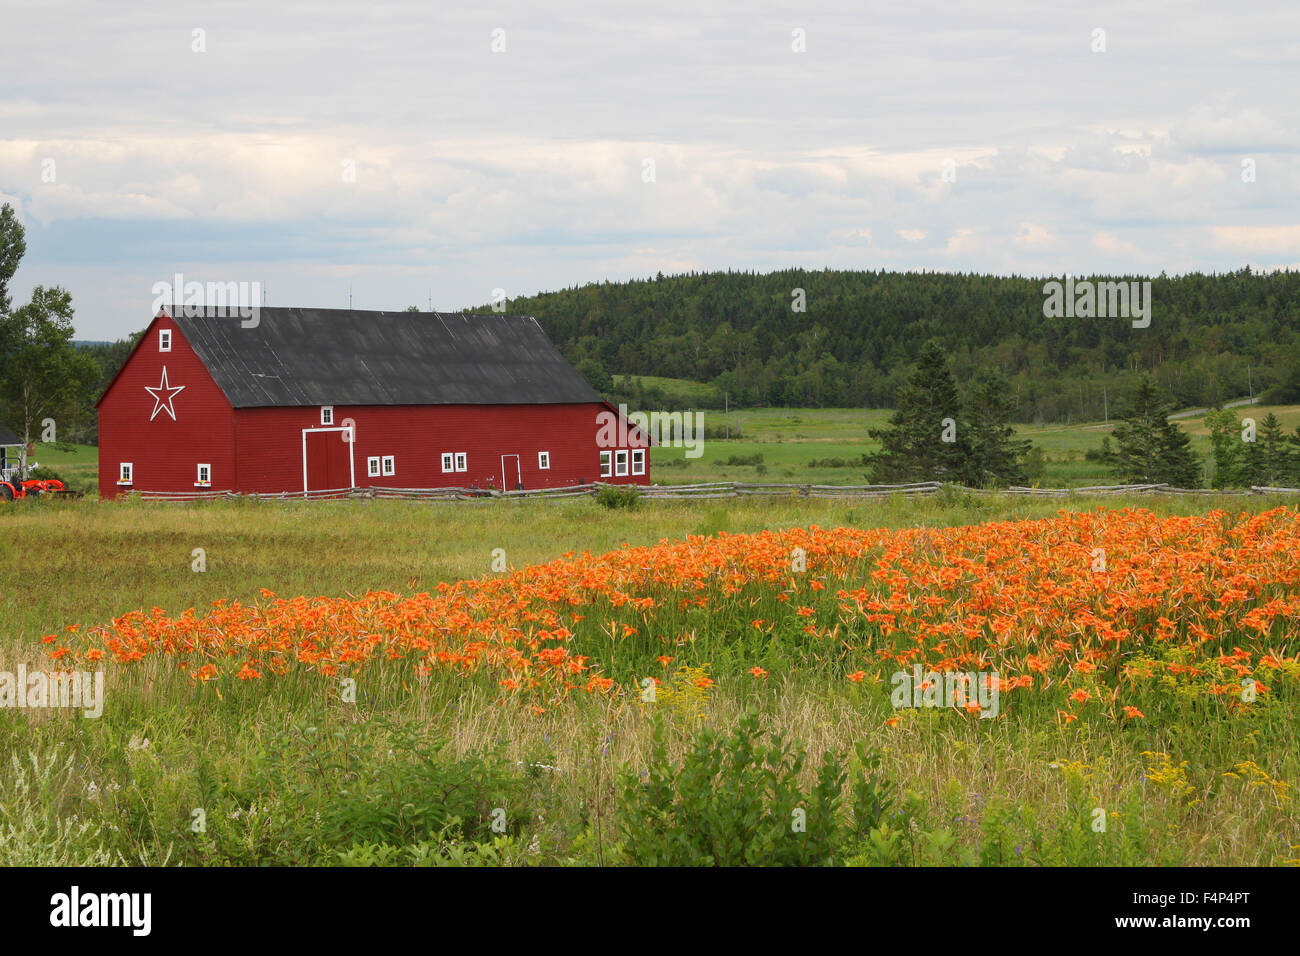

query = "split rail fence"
[134,480,1300,503]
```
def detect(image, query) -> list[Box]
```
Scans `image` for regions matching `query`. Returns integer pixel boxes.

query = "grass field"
[653,403,1300,487]
[2,493,1298,866]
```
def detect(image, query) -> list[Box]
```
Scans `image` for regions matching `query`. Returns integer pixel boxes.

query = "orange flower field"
[49,507,1300,719]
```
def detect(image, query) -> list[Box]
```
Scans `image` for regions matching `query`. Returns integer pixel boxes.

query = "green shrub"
[595,485,641,509]
[617,712,892,866]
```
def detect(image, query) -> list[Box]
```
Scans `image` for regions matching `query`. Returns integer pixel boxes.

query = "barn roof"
[0,423,21,446]
[170,308,603,408]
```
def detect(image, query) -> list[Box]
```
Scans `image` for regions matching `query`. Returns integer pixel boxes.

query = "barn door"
[501,454,522,491]
[303,428,354,493]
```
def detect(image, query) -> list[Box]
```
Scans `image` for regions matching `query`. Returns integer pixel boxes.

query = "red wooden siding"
[97,314,236,497]
[97,314,650,497]
[232,403,650,495]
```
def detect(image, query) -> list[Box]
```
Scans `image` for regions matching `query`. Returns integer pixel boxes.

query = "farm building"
[96,307,650,498]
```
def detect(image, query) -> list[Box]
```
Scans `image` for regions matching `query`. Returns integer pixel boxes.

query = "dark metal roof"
[170,308,603,408]
[0,423,21,446]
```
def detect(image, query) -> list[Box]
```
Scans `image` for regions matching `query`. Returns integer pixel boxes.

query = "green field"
[654,403,1300,488]
[2,493,1298,866]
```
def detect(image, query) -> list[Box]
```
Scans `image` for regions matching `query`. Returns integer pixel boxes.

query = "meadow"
[642,402,1300,488]
[1,492,1297,866]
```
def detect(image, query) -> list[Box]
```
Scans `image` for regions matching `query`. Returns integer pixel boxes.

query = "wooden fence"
[132,480,1300,503]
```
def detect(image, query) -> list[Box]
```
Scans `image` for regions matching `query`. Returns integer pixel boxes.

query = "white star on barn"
[144,366,185,421]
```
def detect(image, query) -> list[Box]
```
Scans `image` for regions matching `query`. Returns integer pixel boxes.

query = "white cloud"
[0,0,1297,339]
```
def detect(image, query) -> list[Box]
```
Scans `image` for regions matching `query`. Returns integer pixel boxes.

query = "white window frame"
[631,449,645,476]
[382,455,395,476]
[159,329,172,352]
[320,406,334,425]
[118,462,133,485]
[441,452,454,473]
[454,452,467,473]
[195,463,211,487]
[367,456,381,478]
[615,450,629,477]
[600,450,612,478]
[538,451,550,470]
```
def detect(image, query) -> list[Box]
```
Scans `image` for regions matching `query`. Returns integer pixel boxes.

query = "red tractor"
[1,427,75,500]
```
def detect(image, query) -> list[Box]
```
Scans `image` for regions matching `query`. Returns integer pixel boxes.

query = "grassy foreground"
[2,493,1298,866]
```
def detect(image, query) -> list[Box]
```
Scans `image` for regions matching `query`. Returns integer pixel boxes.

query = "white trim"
[301,426,356,493]
[158,329,171,352]
[367,456,380,477]
[454,452,467,473]
[195,463,211,487]
[117,461,133,485]
[615,449,629,477]
[320,405,334,425]
[501,453,520,490]
[441,452,454,473]
[538,451,550,470]
[381,455,395,476]
[631,448,645,476]
[600,450,612,478]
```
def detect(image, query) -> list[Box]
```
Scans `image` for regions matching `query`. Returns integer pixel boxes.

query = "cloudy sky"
[2,0,1297,340]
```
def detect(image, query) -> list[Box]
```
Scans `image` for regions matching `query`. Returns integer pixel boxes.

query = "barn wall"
[97,314,236,498]
[232,403,651,495]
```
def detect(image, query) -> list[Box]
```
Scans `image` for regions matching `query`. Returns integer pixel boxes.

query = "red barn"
[96,307,650,498]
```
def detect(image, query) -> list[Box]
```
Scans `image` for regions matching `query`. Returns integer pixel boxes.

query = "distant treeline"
[64,335,138,444]
[475,267,1300,422]
[64,267,1300,445]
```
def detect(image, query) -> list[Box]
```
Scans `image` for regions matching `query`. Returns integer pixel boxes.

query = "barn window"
[631,449,645,475]
[454,452,467,473]
[159,329,172,352]
[441,453,454,473]
[196,463,211,486]
[600,451,612,478]
[320,406,334,425]
[382,456,395,476]
[118,462,133,485]
[538,451,550,470]
[368,456,381,477]
[615,450,629,477]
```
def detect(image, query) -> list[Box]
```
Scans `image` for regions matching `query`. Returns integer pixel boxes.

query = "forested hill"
[472,268,1300,423]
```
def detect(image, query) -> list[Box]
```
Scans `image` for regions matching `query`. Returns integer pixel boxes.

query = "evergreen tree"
[868,341,968,482]
[960,367,1031,486]
[1108,378,1201,487]
[1240,413,1295,488]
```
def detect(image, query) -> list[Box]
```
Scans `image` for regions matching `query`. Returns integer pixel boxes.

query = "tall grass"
[2,494,1297,865]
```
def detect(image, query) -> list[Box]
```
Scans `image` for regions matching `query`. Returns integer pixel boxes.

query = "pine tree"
[960,367,1032,486]
[1108,378,1201,487]
[868,341,968,482]
[1240,413,1295,488]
